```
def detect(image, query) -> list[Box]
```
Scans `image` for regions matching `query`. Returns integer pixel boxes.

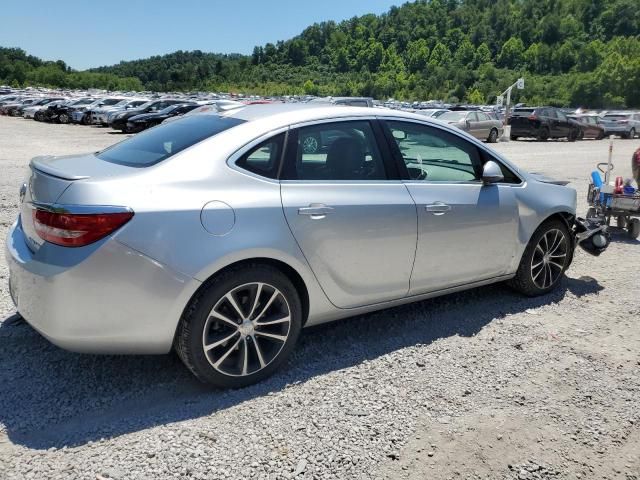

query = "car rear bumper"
[604,126,629,134]
[5,219,200,354]
[509,126,540,137]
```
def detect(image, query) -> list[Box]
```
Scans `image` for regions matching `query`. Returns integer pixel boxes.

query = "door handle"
[298,204,334,219]
[426,203,451,215]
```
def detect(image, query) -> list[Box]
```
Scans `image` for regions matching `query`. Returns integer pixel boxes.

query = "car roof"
[219,103,432,127]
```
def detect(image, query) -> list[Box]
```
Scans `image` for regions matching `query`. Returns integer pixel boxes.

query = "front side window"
[386,120,481,182]
[97,115,245,167]
[236,133,285,179]
[286,121,387,180]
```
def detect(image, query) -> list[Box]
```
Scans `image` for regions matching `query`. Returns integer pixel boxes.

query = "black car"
[125,103,198,132]
[508,106,581,141]
[42,97,96,123]
[110,99,185,132]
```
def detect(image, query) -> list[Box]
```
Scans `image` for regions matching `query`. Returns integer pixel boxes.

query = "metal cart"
[586,141,640,239]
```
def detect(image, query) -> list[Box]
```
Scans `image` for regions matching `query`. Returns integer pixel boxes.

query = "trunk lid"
[21,153,135,252]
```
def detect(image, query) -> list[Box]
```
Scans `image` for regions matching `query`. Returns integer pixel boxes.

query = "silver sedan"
[5,104,608,387]
[439,110,503,143]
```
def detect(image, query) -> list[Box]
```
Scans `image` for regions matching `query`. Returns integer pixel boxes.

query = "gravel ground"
[0,116,638,480]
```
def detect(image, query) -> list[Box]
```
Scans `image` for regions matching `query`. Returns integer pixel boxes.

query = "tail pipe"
[573,217,610,256]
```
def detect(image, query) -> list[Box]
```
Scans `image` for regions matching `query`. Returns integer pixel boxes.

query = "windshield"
[97,115,246,167]
[439,111,467,121]
[102,98,123,106]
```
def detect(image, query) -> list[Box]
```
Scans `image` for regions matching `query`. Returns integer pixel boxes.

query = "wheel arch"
[181,257,311,329]
[529,210,576,264]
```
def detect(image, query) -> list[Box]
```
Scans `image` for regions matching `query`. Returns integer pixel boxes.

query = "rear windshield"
[97,115,245,167]
[604,114,629,120]
[439,111,467,121]
[512,108,535,115]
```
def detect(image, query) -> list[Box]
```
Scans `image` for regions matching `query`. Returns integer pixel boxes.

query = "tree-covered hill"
[3,0,640,107]
[0,47,143,91]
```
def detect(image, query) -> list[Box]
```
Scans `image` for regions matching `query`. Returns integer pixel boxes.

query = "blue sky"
[0,0,401,70]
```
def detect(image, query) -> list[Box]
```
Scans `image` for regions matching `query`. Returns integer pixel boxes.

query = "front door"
[280,119,417,308]
[382,119,519,294]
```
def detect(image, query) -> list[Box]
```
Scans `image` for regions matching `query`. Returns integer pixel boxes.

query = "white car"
[161,100,244,124]
[92,98,149,125]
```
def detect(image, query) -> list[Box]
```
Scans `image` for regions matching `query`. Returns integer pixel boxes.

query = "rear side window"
[283,120,387,181]
[236,133,285,179]
[97,115,245,167]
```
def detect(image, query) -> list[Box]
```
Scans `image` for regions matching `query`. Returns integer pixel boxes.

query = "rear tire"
[58,113,69,124]
[537,127,550,142]
[487,128,498,143]
[510,135,519,141]
[616,215,627,229]
[175,264,302,388]
[508,220,571,297]
[628,218,640,239]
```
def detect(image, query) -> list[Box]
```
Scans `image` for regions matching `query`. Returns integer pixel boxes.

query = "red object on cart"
[614,176,624,194]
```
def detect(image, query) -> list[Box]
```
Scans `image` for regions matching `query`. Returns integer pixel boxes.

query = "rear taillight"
[32,209,133,247]
[528,115,537,120]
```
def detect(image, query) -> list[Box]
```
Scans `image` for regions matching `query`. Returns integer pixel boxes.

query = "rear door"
[381,119,519,294]
[467,112,483,139]
[280,119,417,308]
[475,112,492,140]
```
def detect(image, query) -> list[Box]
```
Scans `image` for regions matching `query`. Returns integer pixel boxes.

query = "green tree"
[466,88,484,104]
[497,37,524,69]
[429,42,451,67]
[405,39,430,73]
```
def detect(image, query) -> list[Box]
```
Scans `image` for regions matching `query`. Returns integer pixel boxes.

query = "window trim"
[227,126,289,183]
[376,116,525,186]
[281,117,400,182]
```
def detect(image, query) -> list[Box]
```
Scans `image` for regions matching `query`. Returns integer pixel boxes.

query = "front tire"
[175,264,302,388]
[508,220,571,297]
[629,128,636,139]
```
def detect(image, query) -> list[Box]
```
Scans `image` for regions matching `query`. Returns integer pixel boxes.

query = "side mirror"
[482,161,504,184]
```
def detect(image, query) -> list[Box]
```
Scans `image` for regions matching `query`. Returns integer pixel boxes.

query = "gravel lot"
[0,116,638,480]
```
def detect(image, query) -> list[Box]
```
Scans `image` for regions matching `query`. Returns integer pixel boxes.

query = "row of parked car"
[0,92,251,133]
[508,106,639,141]
[2,90,639,143]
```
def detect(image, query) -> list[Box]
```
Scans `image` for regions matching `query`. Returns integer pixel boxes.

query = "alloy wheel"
[302,136,319,154]
[531,229,568,289]
[202,282,291,377]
